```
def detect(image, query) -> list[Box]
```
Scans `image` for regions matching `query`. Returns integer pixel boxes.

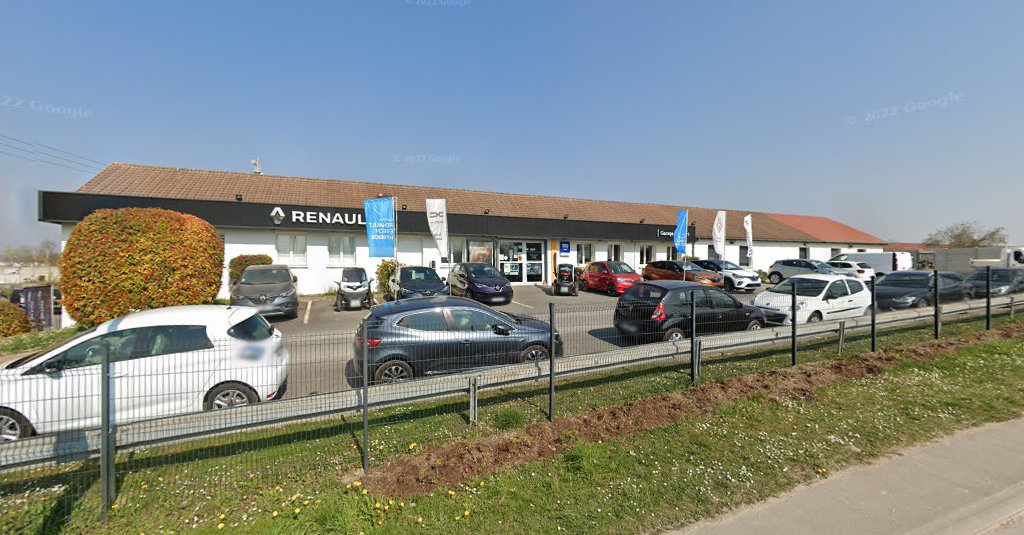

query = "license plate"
[620,323,638,333]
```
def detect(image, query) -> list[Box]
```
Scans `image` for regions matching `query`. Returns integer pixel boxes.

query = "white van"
[829,252,912,277]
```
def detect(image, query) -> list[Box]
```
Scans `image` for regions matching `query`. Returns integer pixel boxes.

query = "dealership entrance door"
[499,241,546,283]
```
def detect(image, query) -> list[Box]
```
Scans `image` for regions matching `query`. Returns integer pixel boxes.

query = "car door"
[592,263,610,288]
[708,288,750,331]
[939,273,964,302]
[690,289,717,334]
[645,261,664,280]
[844,279,871,314]
[822,280,858,319]
[446,308,519,368]
[393,310,454,375]
[450,265,466,296]
[114,325,216,422]
[780,260,799,278]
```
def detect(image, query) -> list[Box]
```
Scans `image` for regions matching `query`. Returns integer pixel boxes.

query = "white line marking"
[303,300,313,324]
[511,301,534,309]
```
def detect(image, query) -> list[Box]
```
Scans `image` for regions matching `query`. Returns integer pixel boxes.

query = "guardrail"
[1,295,1013,472]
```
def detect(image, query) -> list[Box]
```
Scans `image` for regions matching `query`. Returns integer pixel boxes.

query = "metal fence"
[0,269,1019,531]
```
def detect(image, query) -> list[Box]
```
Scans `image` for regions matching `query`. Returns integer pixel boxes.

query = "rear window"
[770,278,828,297]
[397,311,448,331]
[857,263,872,269]
[621,284,666,304]
[228,314,274,340]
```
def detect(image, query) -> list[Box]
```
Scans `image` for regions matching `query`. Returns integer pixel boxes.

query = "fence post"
[99,341,115,522]
[468,377,478,425]
[870,277,877,352]
[986,265,992,330]
[548,302,555,422]
[933,269,941,339]
[361,322,370,475]
[791,281,798,366]
[690,290,698,387]
[1011,295,1016,319]
[838,321,846,356]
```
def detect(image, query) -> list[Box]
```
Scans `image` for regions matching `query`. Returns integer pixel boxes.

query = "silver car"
[767,259,838,284]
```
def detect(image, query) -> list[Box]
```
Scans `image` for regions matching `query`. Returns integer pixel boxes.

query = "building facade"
[39,164,886,298]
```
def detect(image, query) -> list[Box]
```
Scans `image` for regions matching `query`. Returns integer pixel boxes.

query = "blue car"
[448,263,514,304]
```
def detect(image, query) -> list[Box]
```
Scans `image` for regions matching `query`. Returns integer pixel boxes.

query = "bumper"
[732,277,762,290]
[614,280,640,293]
[470,288,513,303]
[231,296,299,316]
[876,299,918,310]
[690,278,725,287]
[757,307,808,325]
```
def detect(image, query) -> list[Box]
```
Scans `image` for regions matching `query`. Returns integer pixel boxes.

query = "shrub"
[493,407,527,430]
[756,269,770,283]
[375,260,401,296]
[229,254,273,286]
[60,208,224,327]
[0,302,31,337]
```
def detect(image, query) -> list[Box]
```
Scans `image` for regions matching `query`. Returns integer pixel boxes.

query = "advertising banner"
[363,197,396,258]
[712,210,727,257]
[673,210,689,255]
[425,198,448,257]
[743,214,754,257]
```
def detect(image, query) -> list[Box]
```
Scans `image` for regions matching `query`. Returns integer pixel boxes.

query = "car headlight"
[992,286,1010,295]
[894,295,915,303]
[616,278,631,283]
[279,289,296,298]
[472,282,490,289]
[400,287,415,295]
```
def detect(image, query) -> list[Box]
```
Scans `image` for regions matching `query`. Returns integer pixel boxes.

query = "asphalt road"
[269,284,769,399]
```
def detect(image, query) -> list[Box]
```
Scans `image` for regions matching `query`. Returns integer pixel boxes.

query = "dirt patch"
[356,322,1024,497]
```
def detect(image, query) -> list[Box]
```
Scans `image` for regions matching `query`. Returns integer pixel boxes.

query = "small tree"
[228,254,274,286]
[60,208,224,327]
[0,301,31,337]
[375,260,401,296]
[923,221,1007,248]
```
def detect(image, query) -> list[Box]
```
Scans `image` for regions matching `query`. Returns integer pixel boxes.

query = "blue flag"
[673,210,689,255]
[364,197,396,258]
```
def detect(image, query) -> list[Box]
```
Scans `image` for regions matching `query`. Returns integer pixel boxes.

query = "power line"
[0,132,105,173]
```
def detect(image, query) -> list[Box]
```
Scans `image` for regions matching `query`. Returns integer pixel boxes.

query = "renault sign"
[269,206,365,226]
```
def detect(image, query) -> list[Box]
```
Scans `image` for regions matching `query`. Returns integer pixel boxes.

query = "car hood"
[726,269,759,278]
[234,282,293,297]
[470,277,509,287]
[874,286,928,299]
[401,280,447,293]
[516,316,551,333]
[754,291,807,309]
[609,273,641,280]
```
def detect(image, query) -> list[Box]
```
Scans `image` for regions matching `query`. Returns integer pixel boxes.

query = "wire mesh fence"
[0,274,1021,531]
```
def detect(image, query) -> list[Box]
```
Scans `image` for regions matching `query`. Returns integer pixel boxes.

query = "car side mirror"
[442,277,447,283]
[293,275,298,283]
[493,324,510,336]
[42,360,63,373]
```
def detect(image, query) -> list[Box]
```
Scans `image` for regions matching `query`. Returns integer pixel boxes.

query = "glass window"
[576,243,593,265]
[831,248,841,258]
[607,244,622,262]
[448,309,501,332]
[400,267,441,282]
[228,314,274,341]
[141,325,213,357]
[708,247,721,261]
[621,284,666,304]
[639,244,654,265]
[666,246,679,261]
[847,279,865,293]
[50,328,144,370]
[328,235,357,266]
[826,281,850,298]
[694,289,713,308]
[276,233,307,265]
[738,246,750,266]
[240,267,292,285]
[607,262,635,274]
[799,247,810,260]
[770,278,829,297]
[466,264,503,278]
[877,273,930,288]
[595,264,608,273]
[397,311,448,331]
[341,268,367,283]
[709,290,738,309]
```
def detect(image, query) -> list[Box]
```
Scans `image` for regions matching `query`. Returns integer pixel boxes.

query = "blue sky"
[2,0,1021,247]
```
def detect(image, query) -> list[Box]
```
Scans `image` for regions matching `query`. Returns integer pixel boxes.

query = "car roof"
[96,305,255,333]
[245,264,290,271]
[789,274,851,281]
[633,280,711,290]
[372,296,484,316]
[400,265,436,270]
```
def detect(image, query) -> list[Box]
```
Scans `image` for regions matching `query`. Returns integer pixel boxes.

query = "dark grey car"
[230,264,300,319]
[354,296,562,384]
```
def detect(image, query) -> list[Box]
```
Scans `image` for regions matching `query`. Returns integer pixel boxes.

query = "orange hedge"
[229,254,273,286]
[0,301,31,337]
[60,208,224,327]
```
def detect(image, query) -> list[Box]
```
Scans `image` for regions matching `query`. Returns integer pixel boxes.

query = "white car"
[693,259,762,293]
[827,261,876,282]
[0,305,289,442]
[753,274,871,325]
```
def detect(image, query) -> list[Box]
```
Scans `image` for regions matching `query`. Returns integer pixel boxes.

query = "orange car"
[641,260,724,287]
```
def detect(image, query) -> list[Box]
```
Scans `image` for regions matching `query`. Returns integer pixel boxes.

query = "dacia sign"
[270,206,366,226]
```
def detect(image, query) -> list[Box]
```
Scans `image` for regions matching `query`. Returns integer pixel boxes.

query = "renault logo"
[270,207,286,225]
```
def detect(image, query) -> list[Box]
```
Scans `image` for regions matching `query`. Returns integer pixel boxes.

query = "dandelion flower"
[408,442,417,450]
[375,502,382,509]
[416,516,423,524]
[294,508,301,514]
[361,489,368,495]
[272,511,279,518]
[447,490,456,496]
[464,510,470,517]
[352,481,362,487]
[219,514,226,520]
[217,523,224,530]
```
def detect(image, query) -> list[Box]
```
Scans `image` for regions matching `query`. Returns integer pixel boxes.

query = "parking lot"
[269,284,769,399]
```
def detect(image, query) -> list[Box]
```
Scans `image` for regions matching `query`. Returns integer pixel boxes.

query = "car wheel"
[0,408,34,442]
[374,360,413,384]
[607,284,617,297]
[663,328,686,342]
[916,299,930,309]
[204,382,259,411]
[723,279,735,292]
[768,272,783,284]
[520,344,549,363]
[745,320,763,331]
[807,312,823,324]
[333,298,342,312]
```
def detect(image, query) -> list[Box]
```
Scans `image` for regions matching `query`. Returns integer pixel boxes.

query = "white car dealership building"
[40,163,885,297]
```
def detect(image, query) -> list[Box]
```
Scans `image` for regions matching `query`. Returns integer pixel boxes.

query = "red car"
[581,261,642,296]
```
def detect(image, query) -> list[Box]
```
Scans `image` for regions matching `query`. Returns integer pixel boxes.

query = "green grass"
[493,407,528,430]
[0,326,81,356]
[1,312,1021,534]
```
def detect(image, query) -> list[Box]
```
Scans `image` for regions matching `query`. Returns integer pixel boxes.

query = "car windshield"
[807,260,830,269]
[968,270,1015,283]
[466,264,503,278]
[240,268,291,285]
[673,261,702,271]
[5,326,98,368]
[719,260,742,270]
[607,262,635,274]
[827,262,848,268]
[341,269,366,283]
[878,274,930,288]
[769,278,828,297]
[401,267,441,282]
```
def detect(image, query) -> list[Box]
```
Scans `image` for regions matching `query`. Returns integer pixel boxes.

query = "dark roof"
[76,163,885,245]
[635,280,710,290]
[371,296,481,316]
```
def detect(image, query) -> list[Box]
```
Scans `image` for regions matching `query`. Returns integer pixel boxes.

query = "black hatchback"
[354,296,562,384]
[613,281,766,342]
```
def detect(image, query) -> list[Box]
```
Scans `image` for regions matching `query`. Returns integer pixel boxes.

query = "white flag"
[743,214,753,257]
[712,210,727,257]
[425,198,448,258]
